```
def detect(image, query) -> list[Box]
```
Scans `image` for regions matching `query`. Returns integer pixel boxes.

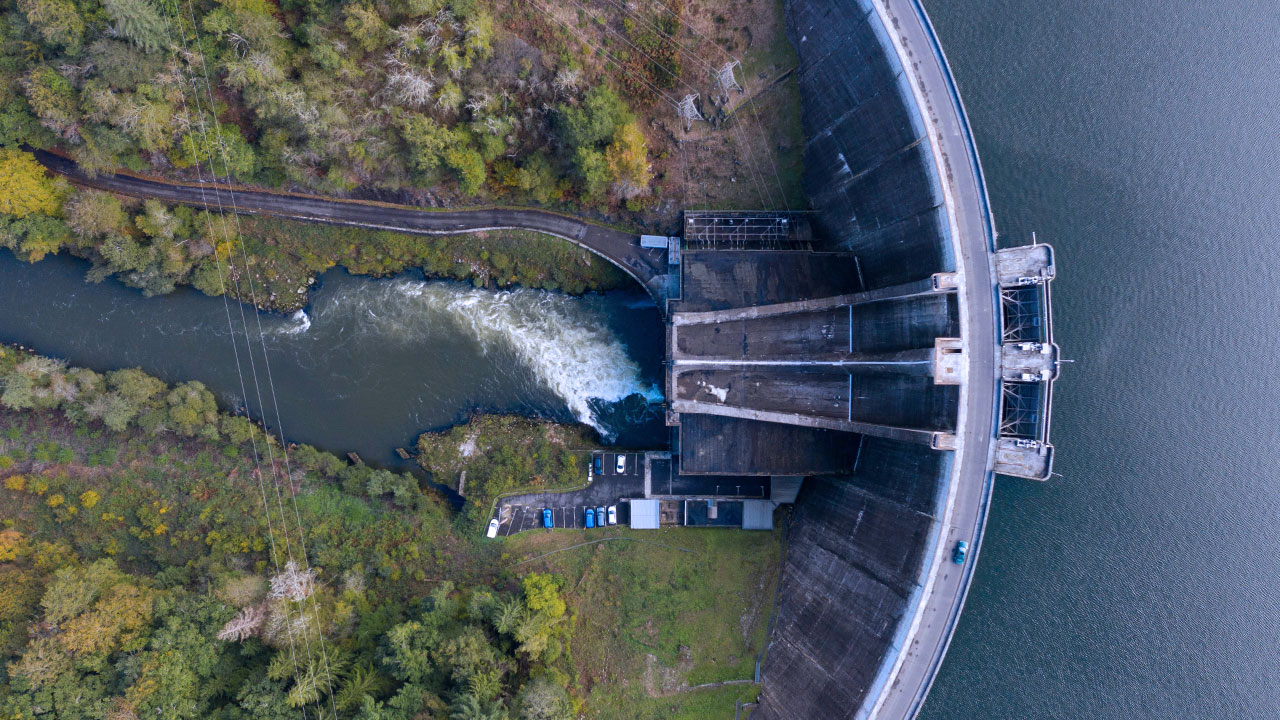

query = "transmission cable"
[551,0,774,209]
[524,0,681,108]
[174,0,341,714]
[155,6,322,719]
[607,0,792,211]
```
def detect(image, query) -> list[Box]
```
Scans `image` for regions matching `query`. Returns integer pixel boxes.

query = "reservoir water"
[0,250,665,470]
[921,1,1280,718]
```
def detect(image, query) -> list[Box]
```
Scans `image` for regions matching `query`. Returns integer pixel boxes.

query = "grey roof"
[742,500,775,530]
[629,499,660,530]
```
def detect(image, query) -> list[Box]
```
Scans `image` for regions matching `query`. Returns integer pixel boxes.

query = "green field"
[504,525,783,719]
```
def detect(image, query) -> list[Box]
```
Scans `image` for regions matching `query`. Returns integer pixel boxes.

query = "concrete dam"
[659,0,1061,717]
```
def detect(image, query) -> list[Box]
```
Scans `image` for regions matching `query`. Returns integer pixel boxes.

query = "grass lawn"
[503,525,783,718]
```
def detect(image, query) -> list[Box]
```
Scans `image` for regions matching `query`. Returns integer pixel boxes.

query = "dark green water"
[921,1,1280,718]
[0,251,665,471]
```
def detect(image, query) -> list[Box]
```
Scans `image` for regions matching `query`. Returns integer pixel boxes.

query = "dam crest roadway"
[34,0,1061,713]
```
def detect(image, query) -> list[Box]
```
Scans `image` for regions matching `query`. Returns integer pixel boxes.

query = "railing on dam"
[994,242,1060,480]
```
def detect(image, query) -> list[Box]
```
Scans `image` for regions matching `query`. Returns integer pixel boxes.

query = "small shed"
[629,499,660,530]
[742,500,775,530]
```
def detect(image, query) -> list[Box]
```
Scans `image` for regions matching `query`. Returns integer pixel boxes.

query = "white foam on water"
[278,309,311,335]
[308,279,662,435]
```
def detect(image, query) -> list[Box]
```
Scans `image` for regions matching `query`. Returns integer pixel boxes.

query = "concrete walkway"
[34,150,670,305]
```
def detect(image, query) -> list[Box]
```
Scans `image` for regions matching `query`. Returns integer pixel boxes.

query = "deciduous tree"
[444,145,485,196]
[344,3,389,52]
[64,190,125,238]
[555,87,632,150]
[21,66,78,139]
[0,148,59,218]
[604,121,651,199]
[18,0,85,54]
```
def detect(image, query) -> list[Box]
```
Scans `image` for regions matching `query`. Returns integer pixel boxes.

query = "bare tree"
[217,604,267,642]
[268,560,317,602]
[386,71,435,107]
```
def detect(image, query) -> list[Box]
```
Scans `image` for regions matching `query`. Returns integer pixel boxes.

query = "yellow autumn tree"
[0,148,59,218]
[60,583,153,657]
[604,121,652,200]
[0,529,24,562]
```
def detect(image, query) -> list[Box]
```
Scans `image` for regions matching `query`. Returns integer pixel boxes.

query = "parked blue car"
[585,508,595,528]
[593,456,603,474]
[952,540,968,564]
[543,508,553,529]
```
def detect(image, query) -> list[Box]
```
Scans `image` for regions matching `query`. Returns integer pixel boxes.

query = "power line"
[677,138,690,210]
[524,0,679,108]
[550,0,774,208]
[176,0,340,713]
[155,7,322,719]
[553,0,771,207]
[524,0,703,211]
[624,0,793,211]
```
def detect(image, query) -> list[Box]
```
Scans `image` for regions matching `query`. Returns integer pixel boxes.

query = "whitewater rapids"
[279,279,663,436]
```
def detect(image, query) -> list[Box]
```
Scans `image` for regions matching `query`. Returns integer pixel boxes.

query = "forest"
[0,0,804,308]
[1,0,662,209]
[0,345,586,719]
[0,146,628,310]
[0,346,781,719]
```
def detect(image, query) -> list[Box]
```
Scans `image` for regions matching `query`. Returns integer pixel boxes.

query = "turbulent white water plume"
[299,279,662,435]
[280,309,311,335]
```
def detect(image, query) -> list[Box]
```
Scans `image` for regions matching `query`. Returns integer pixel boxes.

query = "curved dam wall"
[754,0,992,718]
[789,3,955,285]
[760,438,951,716]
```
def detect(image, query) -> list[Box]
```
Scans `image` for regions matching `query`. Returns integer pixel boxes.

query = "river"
[0,250,665,471]
[920,1,1280,718]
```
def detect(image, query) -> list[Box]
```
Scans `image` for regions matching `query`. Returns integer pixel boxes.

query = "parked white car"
[607,505,618,525]
[486,518,500,538]
[615,454,627,473]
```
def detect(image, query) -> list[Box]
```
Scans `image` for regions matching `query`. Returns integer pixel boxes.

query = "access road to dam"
[856,0,1000,717]
[33,150,671,305]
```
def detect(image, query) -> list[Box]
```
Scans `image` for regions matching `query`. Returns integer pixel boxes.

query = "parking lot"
[491,452,643,536]
[494,501,632,536]
[594,451,642,481]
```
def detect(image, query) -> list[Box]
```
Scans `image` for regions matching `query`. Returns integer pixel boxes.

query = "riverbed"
[0,250,666,470]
